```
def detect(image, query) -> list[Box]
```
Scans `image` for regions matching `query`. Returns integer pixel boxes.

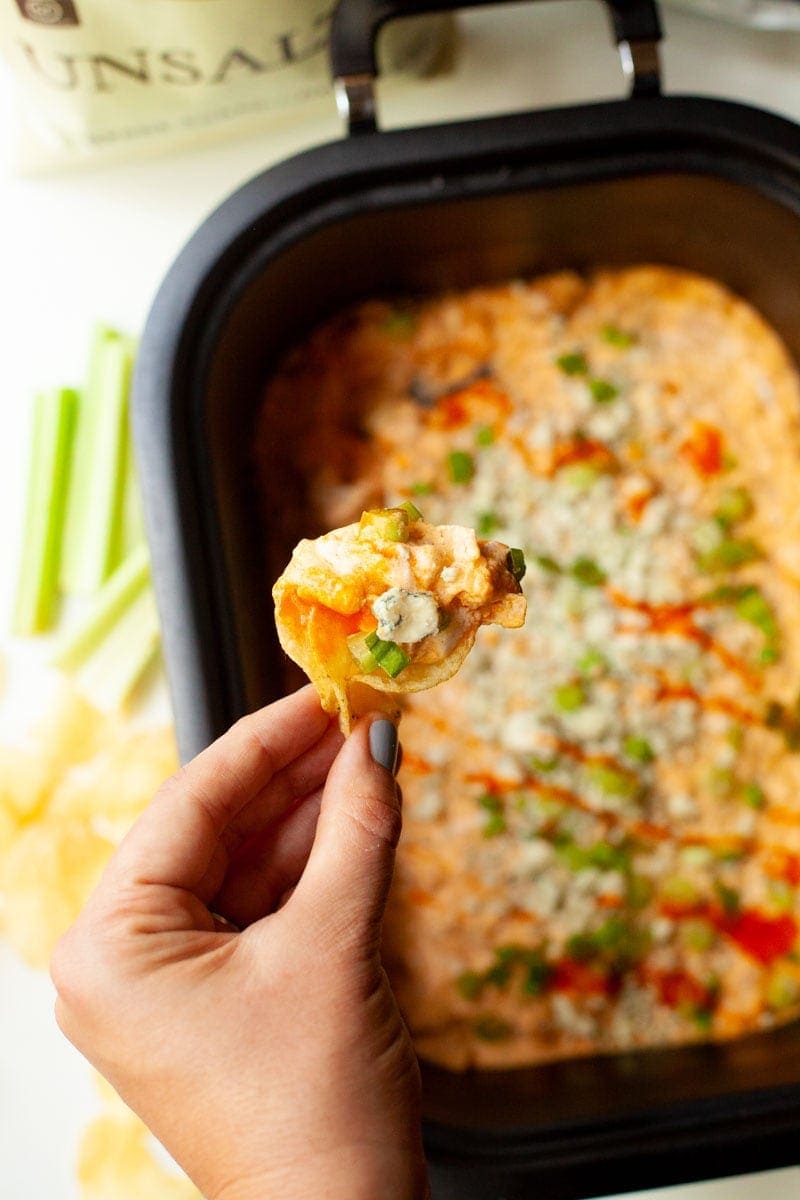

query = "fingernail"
[369,718,399,774]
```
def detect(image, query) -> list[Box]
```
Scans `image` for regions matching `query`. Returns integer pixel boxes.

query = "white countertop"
[2,3,800,1198]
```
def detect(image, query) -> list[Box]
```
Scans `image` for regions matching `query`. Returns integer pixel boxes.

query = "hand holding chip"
[51,687,429,1200]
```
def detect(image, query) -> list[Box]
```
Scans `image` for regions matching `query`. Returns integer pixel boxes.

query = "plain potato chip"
[0,816,112,968]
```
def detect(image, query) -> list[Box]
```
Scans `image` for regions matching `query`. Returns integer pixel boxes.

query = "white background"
[1,3,800,1198]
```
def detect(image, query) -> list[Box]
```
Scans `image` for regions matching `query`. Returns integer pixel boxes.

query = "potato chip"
[274,508,526,732]
[0,816,112,968]
[48,727,178,843]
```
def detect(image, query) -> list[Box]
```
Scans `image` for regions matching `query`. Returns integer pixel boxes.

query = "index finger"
[109,686,331,893]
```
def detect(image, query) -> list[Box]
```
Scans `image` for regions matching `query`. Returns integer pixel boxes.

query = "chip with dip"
[273,504,526,732]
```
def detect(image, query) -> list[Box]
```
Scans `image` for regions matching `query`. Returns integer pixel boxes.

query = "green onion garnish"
[506,547,527,582]
[570,556,607,587]
[588,378,619,404]
[553,682,585,713]
[477,511,500,537]
[535,554,561,574]
[714,880,741,916]
[475,425,495,446]
[399,499,423,521]
[601,324,636,348]
[448,450,475,484]
[585,763,639,800]
[529,754,559,773]
[556,351,588,376]
[347,632,380,673]
[742,782,766,809]
[456,971,483,1001]
[578,647,608,676]
[411,481,434,495]
[364,631,410,678]
[623,735,654,764]
[359,508,409,543]
[697,538,761,572]
[715,486,753,527]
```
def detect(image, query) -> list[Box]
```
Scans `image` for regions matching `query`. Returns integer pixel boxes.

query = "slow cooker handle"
[331,0,662,134]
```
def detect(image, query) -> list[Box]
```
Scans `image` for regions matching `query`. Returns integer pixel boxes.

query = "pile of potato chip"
[0,682,177,968]
[0,679,201,1197]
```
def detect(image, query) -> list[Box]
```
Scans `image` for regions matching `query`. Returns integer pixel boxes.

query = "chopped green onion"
[482,812,506,837]
[60,327,135,595]
[601,324,636,348]
[715,486,753,527]
[530,754,559,774]
[692,1007,714,1032]
[523,952,553,996]
[359,508,409,543]
[411,481,434,495]
[448,450,475,485]
[12,388,79,635]
[553,682,585,713]
[473,1015,512,1042]
[567,917,649,969]
[557,839,630,873]
[741,782,766,809]
[578,647,608,677]
[475,425,495,446]
[735,587,776,636]
[697,538,761,572]
[347,632,380,674]
[586,763,639,800]
[588,378,619,404]
[623,735,654,764]
[556,351,588,376]
[570,556,607,587]
[52,542,150,672]
[561,463,600,491]
[456,971,483,1001]
[363,630,410,678]
[476,511,500,537]
[714,880,741,916]
[485,958,513,988]
[535,554,561,574]
[399,499,423,521]
[506,547,527,583]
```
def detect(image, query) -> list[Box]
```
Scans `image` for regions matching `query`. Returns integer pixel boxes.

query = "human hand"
[51,687,429,1200]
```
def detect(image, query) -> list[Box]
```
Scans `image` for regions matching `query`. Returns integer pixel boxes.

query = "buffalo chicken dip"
[258,266,800,1069]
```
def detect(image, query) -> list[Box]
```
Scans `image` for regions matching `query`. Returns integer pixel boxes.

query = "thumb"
[288,715,401,947]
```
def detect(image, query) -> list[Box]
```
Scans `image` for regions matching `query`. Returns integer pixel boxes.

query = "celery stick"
[12,388,79,636]
[60,327,135,594]
[113,419,145,565]
[52,542,150,672]
[74,587,160,711]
